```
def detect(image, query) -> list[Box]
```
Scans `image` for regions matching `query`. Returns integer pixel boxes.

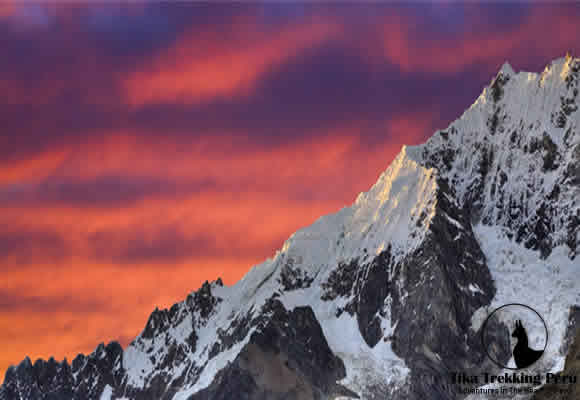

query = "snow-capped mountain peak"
[499,60,515,77]
[2,56,579,400]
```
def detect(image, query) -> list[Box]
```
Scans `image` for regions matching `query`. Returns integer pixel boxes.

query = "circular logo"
[481,303,548,370]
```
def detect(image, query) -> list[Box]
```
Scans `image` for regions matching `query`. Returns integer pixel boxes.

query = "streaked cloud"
[1,2,580,383]
[124,16,340,105]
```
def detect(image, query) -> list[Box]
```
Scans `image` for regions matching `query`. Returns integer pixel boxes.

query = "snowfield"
[465,224,580,399]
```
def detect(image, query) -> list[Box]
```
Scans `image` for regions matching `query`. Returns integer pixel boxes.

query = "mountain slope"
[413,58,580,259]
[1,56,579,400]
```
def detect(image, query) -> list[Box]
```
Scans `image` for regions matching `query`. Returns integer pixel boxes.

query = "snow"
[325,313,408,391]
[173,329,255,400]
[123,339,155,388]
[466,224,580,399]
[277,145,438,273]
[472,224,580,371]
[279,288,409,394]
[99,385,113,400]
[500,61,515,76]
[445,213,464,230]
[468,283,484,295]
[406,58,580,251]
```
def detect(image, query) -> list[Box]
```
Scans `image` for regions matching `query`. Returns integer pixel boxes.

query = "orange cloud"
[0,150,70,184]
[124,17,340,105]
[0,2,14,18]
[4,3,580,387]
[368,9,580,75]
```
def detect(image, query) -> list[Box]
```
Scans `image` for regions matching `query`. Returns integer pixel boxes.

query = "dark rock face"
[321,258,358,302]
[190,300,356,400]
[317,176,511,400]
[354,250,392,348]
[553,59,579,129]
[188,280,222,320]
[564,144,580,186]
[387,178,509,400]
[560,306,580,359]
[488,72,510,136]
[278,258,314,291]
[321,249,394,348]
[0,342,124,400]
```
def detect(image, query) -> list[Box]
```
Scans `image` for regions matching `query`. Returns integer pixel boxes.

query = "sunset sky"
[1,2,580,382]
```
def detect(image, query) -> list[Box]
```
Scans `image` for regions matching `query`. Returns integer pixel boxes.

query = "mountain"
[1,56,579,400]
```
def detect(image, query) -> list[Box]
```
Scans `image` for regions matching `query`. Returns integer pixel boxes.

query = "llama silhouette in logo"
[511,319,544,368]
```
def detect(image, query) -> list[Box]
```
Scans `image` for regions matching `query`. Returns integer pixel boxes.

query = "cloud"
[2,2,580,385]
[0,2,14,18]
[0,229,69,266]
[0,175,217,208]
[0,150,69,184]
[124,15,340,105]
[0,289,111,314]
[368,5,580,75]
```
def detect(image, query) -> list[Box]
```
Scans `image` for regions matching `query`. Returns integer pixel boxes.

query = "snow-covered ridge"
[408,55,580,258]
[121,144,440,396]
[281,145,438,270]
[408,55,579,161]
